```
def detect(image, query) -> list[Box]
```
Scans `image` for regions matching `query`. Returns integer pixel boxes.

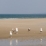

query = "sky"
[0,0,46,14]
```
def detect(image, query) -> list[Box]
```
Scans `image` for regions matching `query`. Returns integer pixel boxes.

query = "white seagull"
[40,28,43,32]
[10,31,12,38]
[15,28,18,34]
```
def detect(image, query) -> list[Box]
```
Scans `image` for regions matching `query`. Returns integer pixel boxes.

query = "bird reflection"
[15,39,18,45]
[40,39,42,42]
[10,40,12,46]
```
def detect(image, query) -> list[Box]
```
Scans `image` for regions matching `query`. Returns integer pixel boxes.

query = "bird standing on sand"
[15,28,18,34]
[10,31,12,38]
[28,28,30,31]
[40,28,43,32]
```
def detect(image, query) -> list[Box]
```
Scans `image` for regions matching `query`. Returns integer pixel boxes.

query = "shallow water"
[0,37,46,46]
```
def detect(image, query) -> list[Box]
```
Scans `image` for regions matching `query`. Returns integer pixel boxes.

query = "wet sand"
[0,18,46,39]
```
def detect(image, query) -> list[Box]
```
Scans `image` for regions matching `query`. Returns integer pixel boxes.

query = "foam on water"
[0,14,46,19]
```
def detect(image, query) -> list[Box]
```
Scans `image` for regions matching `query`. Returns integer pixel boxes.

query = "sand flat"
[0,18,46,39]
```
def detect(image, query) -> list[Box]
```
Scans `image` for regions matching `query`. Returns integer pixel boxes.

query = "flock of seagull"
[10,28,18,37]
[9,28,43,46]
[10,27,43,37]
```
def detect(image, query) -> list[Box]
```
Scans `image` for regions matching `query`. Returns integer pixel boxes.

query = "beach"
[0,18,46,39]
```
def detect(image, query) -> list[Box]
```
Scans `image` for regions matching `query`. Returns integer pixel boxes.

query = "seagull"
[28,28,30,31]
[10,31,12,38]
[40,28,43,32]
[15,28,18,34]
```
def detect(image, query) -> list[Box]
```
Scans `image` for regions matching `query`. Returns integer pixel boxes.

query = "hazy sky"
[0,0,46,14]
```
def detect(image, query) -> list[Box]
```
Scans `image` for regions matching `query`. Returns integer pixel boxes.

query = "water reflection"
[15,39,18,45]
[10,39,12,46]
[40,38,42,45]
[40,39,42,42]
[10,39,18,46]
[0,37,46,46]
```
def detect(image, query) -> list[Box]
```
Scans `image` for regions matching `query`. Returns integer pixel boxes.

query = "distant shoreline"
[0,18,46,20]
